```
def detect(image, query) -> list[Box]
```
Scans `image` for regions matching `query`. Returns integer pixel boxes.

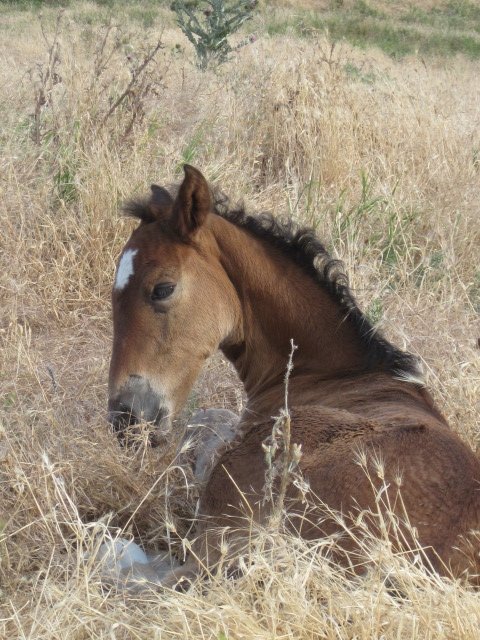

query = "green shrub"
[171,0,258,70]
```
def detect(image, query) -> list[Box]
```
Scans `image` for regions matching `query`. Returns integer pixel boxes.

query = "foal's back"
[201,374,480,579]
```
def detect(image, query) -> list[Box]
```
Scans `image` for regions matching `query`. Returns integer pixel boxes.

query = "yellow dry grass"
[0,2,479,638]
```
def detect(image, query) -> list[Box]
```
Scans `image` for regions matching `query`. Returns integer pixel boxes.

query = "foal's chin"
[108,410,172,448]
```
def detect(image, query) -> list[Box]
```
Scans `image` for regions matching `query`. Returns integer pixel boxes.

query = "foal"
[108,165,480,586]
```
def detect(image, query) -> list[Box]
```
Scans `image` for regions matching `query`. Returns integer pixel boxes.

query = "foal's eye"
[151,283,176,301]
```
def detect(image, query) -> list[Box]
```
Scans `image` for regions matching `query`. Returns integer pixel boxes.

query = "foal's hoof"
[171,575,195,592]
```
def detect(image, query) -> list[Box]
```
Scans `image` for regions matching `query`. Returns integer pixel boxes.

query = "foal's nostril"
[117,402,134,418]
[108,402,135,434]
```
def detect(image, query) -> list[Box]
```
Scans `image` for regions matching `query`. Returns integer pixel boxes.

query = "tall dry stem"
[263,340,306,530]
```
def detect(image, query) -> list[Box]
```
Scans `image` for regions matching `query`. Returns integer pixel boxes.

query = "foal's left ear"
[149,184,174,220]
[171,165,211,238]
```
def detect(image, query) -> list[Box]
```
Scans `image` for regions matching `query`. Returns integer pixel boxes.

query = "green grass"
[344,62,378,84]
[127,5,161,27]
[468,270,480,312]
[0,0,70,8]
[0,0,170,10]
[401,1,480,35]
[4,0,480,58]
[267,1,480,59]
[365,297,384,325]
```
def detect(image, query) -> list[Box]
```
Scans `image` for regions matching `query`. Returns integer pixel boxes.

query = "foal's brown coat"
[109,166,480,586]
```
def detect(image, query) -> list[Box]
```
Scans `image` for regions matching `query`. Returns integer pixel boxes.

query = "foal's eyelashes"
[151,283,176,302]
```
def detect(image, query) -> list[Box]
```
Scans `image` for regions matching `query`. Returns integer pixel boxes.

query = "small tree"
[171,0,258,70]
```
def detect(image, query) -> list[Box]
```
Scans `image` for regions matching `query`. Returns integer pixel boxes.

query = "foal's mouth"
[108,375,172,447]
[108,406,172,448]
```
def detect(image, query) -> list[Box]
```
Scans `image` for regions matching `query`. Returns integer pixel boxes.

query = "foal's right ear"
[171,165,212,239]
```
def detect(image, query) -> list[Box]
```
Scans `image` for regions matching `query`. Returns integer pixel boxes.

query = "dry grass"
[1,2,480,638]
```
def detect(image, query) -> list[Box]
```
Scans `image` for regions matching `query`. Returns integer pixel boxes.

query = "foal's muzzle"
[108,375,170,447]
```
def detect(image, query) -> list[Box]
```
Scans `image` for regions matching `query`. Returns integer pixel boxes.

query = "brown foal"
[108,165,480,587]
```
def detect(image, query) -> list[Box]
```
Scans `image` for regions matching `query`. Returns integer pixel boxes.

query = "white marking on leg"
[115,248,138,291]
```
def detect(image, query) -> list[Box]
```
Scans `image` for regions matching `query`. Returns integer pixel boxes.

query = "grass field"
[1,1,480,637]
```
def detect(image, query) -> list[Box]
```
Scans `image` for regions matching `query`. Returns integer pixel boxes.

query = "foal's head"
[108,166,241,444]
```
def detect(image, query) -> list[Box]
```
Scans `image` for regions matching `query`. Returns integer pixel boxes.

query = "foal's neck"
[209,215,368,403]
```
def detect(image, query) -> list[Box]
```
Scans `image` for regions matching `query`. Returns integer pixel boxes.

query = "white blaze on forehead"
[115,248,138,291]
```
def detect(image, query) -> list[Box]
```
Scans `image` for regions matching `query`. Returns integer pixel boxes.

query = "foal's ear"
[150,184,174,219]
[171,165,211,238]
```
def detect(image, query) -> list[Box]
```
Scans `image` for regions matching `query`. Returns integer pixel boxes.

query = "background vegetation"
[0,0,479,637]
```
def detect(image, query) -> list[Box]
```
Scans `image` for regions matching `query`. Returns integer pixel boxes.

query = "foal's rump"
[201,404,480,578]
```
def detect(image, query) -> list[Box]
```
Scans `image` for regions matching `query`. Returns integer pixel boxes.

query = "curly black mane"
[213,193,420,378]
